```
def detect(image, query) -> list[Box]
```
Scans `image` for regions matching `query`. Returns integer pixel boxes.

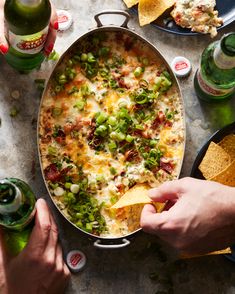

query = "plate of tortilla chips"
[125,0,235,36]
[191,121,235,185]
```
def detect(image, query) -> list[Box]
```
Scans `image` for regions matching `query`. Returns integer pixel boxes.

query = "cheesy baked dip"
[171,0,223,37]
[39,31,185,237]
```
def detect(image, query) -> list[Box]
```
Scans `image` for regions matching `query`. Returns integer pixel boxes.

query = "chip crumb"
[10,106,19,117]
[11,90,20,99]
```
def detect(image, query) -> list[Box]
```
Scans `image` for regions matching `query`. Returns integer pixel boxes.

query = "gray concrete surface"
[0,1,235,293]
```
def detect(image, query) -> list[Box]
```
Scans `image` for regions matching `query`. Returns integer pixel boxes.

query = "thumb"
[148,180,184,202]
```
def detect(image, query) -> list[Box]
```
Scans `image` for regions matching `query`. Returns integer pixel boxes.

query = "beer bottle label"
[8,26,49,55]
[197,70,235,97]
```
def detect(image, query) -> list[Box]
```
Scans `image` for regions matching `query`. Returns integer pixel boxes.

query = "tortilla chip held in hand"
[138,0,175,26]
[111,183,165,212]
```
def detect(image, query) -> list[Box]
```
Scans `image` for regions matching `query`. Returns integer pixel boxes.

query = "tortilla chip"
[209,160,235,187]
[138,0,175,26]
[181,247,232,259]
[198,142,231,180]
[123,0,139,8]
[111,183,165,212]
[218,134,235,160]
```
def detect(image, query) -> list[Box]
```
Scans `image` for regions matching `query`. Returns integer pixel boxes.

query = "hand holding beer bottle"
[0,198,70,294]
[0,0,58,60]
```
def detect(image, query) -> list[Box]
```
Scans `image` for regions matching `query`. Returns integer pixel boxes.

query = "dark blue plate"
[190,121,235,262]
[131,0,235,36]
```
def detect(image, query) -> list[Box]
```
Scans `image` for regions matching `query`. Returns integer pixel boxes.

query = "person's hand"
[0,198,70,294]
[0,0,58,56]
[140,177,235,255]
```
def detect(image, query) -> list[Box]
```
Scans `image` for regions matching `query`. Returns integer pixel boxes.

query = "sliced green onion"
[107,116,117,126]
[52,107,63,117]
[110,167,117,175]
[108,141,117,152]
[73,100,85,111]
[48,145,57,156]
[95,125,108,137]
[126,135,134,143]
[87,52,96,63]
[81,53,88,62]
[134,66,144,78]
[65,182,72,189]
[96,112,108,124]
[70,184,80,194]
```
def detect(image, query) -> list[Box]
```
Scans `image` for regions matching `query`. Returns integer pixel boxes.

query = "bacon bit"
[151,111,166,129]
[132,104,145,112]
[75,116,91,130]
[41,135,51,144]
[44,163,61,182]
[116,183,125,194]
[159,158,174,174]
[55,129,66,145]
[124,37,134,51]
[124,149,141,163]
[165,120,173,128]
[121,67,130,76]
[44,126,52,134]
[64,123,74,134]
[174,13,181,24]
[117,78,129,89]
[61,102,69,111]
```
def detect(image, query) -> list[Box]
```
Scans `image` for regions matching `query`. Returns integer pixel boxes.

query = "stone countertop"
[0,1,235,293]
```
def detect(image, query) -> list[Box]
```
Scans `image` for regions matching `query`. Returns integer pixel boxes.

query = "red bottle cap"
[66,250,86,272]
[57,10,73,31]
[171,56,192,78]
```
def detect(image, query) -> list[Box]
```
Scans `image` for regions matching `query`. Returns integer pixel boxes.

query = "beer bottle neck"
[17,0,42,6]
[221,33,235,57]
[0,180,23,214]
[214,33,235,70]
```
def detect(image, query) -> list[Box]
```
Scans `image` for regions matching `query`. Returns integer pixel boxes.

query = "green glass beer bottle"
[4,0,51,71]
[0,178,36,255]
[194,32,235,102]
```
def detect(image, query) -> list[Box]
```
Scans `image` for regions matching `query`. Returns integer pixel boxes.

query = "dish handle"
[93,238,130,249]
[94,10,131,28]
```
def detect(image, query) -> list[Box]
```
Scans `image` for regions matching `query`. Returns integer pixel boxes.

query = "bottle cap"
[66,250,86,272]
[57,10,73,31]
[171,56,192,78]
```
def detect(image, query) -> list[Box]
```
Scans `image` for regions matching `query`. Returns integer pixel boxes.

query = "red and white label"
[58,14,69,24]
[57,10,73,31]
[197,70,234,97]
[171,56,191,77]
[70,253,82,266]
[8,26,49,55]
[66,250,86,272]
[175,61,188,71]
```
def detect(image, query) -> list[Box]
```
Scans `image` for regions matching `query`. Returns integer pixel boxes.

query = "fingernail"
[0,44,9,54]
[53,21,59,30]
[45,43,54,55]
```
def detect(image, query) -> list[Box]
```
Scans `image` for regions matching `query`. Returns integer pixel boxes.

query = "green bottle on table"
[4,0,51,71]
[0,178,36,255]
[194,32,235,102]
